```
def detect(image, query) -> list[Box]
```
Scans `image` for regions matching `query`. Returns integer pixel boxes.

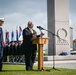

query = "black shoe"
[26,69,30,71]
[26,67,31,71]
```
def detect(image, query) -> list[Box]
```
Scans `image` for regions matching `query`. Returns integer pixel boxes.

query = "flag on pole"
[16,29,18,41]
[19,26,23,41]
[5,30,9,44]
[11,30,14,41]
[19,26,22,37]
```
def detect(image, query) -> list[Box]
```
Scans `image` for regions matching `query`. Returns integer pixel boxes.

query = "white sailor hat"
[0,18,5,22]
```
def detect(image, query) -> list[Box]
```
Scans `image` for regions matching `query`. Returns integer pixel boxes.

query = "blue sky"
[0,0,76,41]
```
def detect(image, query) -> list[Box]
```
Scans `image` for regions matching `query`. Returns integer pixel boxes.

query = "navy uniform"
[0,18,4,71]
[15,42,18,55]
[10,41,15,55]
[3,44,9,62]
[17,41,22,55]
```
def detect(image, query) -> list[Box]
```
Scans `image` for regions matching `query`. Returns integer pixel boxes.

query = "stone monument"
[47,0,70,55]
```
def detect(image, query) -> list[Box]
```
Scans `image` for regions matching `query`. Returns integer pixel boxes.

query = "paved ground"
[34,60,76,69]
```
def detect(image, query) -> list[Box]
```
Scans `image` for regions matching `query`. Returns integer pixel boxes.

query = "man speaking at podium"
[22,21,44,71]
[0,18,4,71]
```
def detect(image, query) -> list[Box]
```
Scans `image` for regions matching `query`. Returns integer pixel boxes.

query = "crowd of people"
[3,41,25,63]
[3,41,24,56]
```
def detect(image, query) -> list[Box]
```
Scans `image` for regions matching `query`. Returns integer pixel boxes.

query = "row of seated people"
[3,41,24,56]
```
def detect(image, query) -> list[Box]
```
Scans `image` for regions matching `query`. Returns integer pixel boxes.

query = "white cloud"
[2,12,27,41]
[29,12,47,37]
[30,12,47,27]
[4,13,26,25]
[2,12,47,41]
[0,10,2,12]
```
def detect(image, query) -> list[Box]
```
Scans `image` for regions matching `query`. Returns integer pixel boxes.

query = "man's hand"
[40,33,44,37]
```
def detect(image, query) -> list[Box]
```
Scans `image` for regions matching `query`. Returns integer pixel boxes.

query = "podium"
[33,38,49,70]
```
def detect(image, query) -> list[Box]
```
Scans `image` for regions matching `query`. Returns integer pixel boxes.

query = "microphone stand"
[39,27,66,71]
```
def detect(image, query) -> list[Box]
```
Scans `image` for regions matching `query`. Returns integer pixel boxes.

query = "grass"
[0,64,76,75]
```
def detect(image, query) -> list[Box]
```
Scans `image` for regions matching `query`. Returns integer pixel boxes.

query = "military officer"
[0,18,4,71]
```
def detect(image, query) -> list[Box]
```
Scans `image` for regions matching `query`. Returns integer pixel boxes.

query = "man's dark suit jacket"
[22,27,40,52]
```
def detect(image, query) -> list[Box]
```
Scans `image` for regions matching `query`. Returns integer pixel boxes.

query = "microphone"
[37,26,44,30]
[37,26,44,37]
